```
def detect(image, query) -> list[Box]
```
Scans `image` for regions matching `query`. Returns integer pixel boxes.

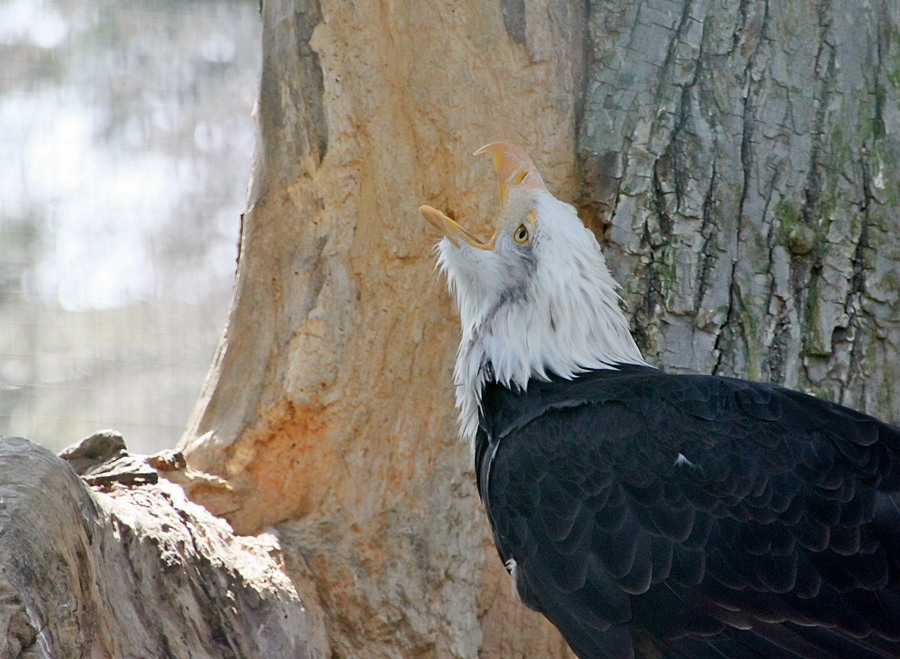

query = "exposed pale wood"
[179,0,585,656]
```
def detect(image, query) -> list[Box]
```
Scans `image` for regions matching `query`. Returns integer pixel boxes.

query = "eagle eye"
[514,224,530,244]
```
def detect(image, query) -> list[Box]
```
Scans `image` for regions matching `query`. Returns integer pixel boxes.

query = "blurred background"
[0,0,261,453]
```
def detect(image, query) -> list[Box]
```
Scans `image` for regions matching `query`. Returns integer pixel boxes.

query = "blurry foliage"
[0,0,261,451]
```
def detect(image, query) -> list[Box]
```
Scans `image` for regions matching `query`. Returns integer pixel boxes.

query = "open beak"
[419,142,544,250]
[418,205,494,250]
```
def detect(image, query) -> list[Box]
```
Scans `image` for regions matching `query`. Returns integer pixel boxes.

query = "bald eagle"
[420,143,900,658]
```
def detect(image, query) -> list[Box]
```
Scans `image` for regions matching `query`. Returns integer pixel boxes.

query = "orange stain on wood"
[217,400,344,534]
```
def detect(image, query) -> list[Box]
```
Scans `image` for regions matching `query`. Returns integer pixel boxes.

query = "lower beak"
[419,205,494,250]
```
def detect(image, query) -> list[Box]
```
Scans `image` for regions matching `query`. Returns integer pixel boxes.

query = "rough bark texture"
[576,1,900,415]
[0,434,317,658]
[166,0,900,657]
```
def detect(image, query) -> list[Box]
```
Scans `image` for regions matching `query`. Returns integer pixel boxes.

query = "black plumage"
[420,142,900,658]
[476,364,900,658]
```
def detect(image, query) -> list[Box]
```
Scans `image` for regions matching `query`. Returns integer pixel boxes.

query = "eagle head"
[420,143,645,444]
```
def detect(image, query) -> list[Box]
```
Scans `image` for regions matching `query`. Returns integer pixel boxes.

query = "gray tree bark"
[577,1,900,419]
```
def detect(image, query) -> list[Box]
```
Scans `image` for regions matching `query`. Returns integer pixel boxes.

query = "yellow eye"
[514,224,530,244]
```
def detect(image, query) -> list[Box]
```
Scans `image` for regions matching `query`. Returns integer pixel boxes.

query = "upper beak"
[473,142,545,206]
[418,205,494,250]
[419,142,544,250]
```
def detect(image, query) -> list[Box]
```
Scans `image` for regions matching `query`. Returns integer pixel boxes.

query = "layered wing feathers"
[477,365,900,658]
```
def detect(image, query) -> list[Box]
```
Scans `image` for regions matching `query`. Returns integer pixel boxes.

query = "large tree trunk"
[178,1,586,656]
[174,0,900,656]
[5,2,893,658]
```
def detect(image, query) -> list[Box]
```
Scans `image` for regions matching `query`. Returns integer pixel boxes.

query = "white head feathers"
[420,143,646,446]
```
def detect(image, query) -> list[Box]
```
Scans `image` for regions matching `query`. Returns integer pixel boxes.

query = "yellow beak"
[473,142,545,205]
[419,142,544,250]
[418,205,495,250]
